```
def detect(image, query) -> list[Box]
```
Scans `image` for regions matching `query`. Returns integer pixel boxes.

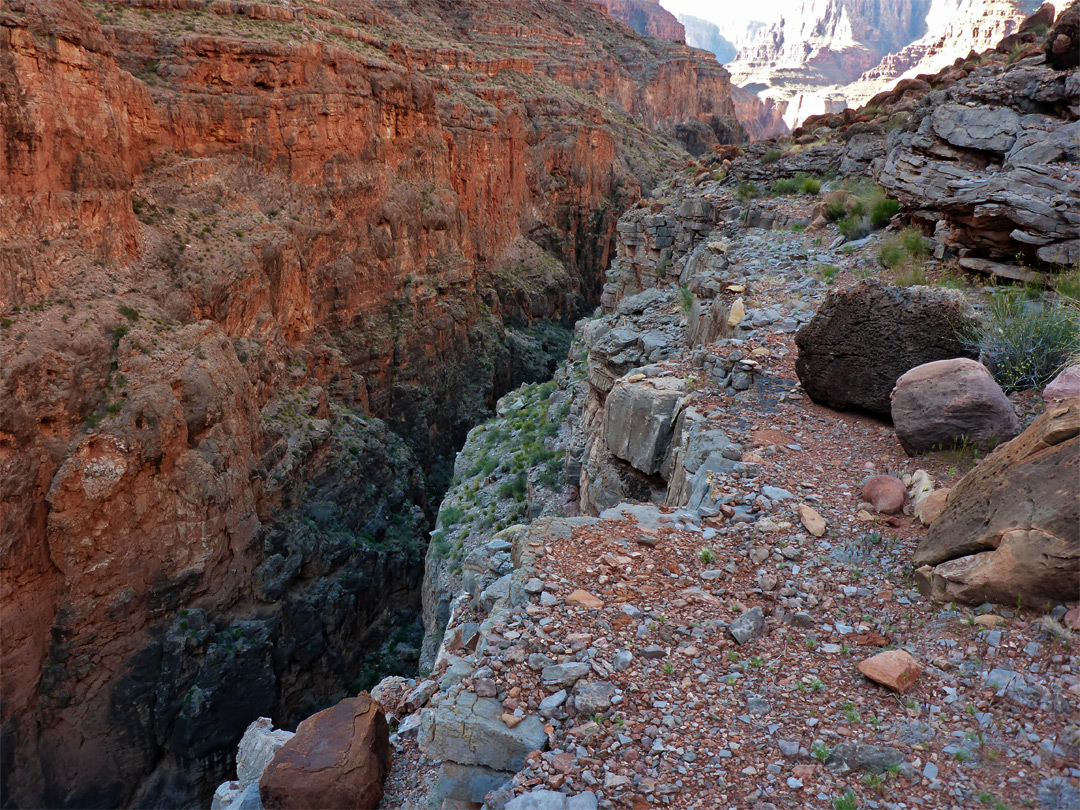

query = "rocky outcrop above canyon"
[0,0,743,806]
[727,0,1042,127]
[679,14,738,63]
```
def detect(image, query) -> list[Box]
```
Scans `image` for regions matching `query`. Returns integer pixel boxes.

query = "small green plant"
[812,741,831,761]
[819,264,840,284]
[842,702,860,723]
[661,662,675,675]
[825,193,848,221]
[698,546,717,564]
[861,773,887,790]
[112,323,130,339]
[771,177,802,195]
[806,638,819,650]
[870,198,901,227]
[879,240,906,270]
[833,789,859,810]
[809,677,825,691]
[750,656,764,668]
[736,181,761,204]
[902,227,930,258]
[0,318,12,329]
[801,177,821,195]
[118,304,140,322]
[727,650,739,662]
[838,215,871,241]
[1053,266,1080,302]
[791,223,807,233]
[679,285,694,312]
[762,148,784,164]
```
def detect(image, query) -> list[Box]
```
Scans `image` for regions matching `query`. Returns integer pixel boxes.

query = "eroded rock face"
[914,398,1080,606]
[876,57,1080,266]
[260,694,390,810]
[891,358,1020,455]
[0,0,744,806]
[794,281,976,417]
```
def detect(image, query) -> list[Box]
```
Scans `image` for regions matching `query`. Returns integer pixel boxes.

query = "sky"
[658,0,790,31]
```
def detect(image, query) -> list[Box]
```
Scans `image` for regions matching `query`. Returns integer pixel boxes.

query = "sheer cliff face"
[597,0,687,41]
[0,0,740,806]
[727,0,1041,126]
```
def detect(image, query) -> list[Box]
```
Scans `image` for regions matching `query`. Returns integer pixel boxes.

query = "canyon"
[0,1,743,806]
[725,0,1045,127]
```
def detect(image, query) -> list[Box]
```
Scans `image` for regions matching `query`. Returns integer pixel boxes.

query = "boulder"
[1045,2,1079,69]
[915,488,950,526]
[1043,365,1080,402]
[260,694,389,810]
[861,475,906,514]
[795,281,975,417]
[913,399,1080,606]
[604,376,687,475]
[891,358,1020,455]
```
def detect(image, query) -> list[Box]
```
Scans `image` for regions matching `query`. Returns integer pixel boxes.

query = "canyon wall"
[726,0,1042,126]
[0,0,742,806]
[596,0,687,41]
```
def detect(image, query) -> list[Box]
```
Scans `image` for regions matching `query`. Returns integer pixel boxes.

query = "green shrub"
[878,240,906,270]
[902,227,930,258]
[1053,267,1080,302]
[736,181,760,203]
[838,215,872,241]
[118,304,140,322]
[771,177,801,195]
[679,285,694,312]
[800,177,821,195]
[762,148,784,164]
[960,290,1080,392]
[825,194,847,221]
[819,264,840,284]
[870,198,901,228]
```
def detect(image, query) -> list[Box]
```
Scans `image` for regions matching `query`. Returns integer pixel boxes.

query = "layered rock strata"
[0,0,743,806]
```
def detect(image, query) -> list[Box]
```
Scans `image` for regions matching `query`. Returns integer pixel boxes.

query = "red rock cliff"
[0,0,741,806]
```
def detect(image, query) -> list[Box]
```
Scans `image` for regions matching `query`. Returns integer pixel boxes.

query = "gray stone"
[613,650,634,671]
[729,607,765,645]
[405,680,438,712]
[437,762,514,804]
[826,742,906,774]
[419,689,547,772]
[528,653,556,671]
[506,789,569,810]
[931,103,1020,154]
[540,690,568,717]
[761,486,793,501]
[573,681,617,716]
[567,792,599,810]
[234,717,294,789]
[542,662,592,688]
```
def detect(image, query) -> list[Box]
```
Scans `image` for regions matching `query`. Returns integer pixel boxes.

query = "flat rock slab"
[857,650,923,694]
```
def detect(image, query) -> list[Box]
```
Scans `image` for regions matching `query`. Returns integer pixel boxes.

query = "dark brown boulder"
[794,280,976,417]
[1019,2,1056,34]
[1045,1,1079,69]
[891,358,1020,455]
[260,694,390,810]
[913,399,1080,607]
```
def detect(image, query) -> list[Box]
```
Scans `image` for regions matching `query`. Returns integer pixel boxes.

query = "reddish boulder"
[862,475,906,515]
[260,694,390,810]
[913,399,1080,607]
[1043,365,1080,402]
[890,358,1019,456]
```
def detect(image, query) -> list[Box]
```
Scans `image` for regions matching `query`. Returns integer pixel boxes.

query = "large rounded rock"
[260,694,390,810]
[891,358,1020,455]
[1045,2,1079,70]
[913,398,1079,607]
[1043,365,1080,402]
[795,280,975,417]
